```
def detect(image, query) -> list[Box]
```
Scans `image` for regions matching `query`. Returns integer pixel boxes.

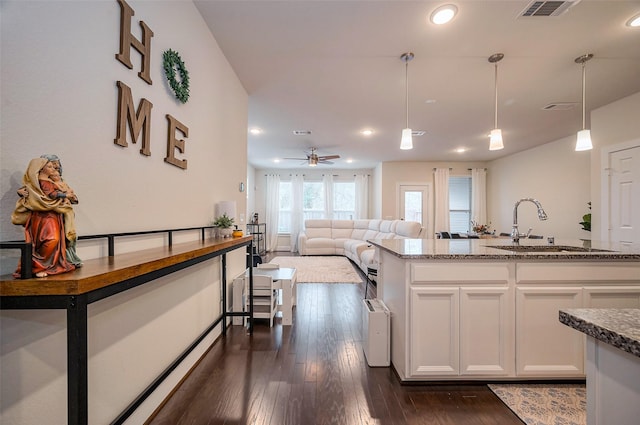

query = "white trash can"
[362,298,390,367]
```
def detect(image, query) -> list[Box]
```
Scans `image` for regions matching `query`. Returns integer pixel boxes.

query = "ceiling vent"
[542,102,578,111]
[293,130,312,136]
[412,130,426,136]
[519,0,581,18]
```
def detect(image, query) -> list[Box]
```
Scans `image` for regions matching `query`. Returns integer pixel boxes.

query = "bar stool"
[365,266,377,299]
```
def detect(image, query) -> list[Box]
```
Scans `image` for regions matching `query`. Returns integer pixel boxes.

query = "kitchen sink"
[486,245,614,253]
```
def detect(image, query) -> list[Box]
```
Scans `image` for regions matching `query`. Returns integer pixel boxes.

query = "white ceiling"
[194,0,640,169]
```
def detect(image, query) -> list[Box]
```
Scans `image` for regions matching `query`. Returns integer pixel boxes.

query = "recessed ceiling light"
[346,159,354,163]
[627,13,640,27]
[430,4,458,25]
[249,127,262,135]
[425,99,437,104]
[455,148,466,153]
[273,158,280,163]
[361,129,374,136]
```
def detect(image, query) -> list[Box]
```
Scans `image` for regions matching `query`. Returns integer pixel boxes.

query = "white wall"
[590,91,640,238]
[246,164,256,226]
[372,162,383,219]
[0,1,248,424]
[487,136,591,239]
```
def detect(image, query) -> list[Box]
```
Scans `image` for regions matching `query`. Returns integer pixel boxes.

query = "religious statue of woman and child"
[11,154,82,278]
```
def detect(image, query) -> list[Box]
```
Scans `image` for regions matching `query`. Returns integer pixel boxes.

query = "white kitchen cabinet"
[583,286,640,308]
[374,239,640,382]
[515,262,640,378]
[406,262,513,378]
[410,287,459,376]
[409,286,513,378]
[516,287,584,376]
[460,287,514,376]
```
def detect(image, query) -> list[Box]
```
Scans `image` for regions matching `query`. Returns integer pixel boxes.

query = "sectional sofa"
[297,219,423,277]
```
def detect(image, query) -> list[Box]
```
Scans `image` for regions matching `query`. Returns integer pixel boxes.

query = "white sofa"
[297,219,423,277]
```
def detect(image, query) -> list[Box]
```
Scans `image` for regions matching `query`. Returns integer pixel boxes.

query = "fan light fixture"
[575,53,594,151]
[488,53,504,151]
[400,52,414,150]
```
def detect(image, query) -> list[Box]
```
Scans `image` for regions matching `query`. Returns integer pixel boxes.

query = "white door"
[609,146,640,244]
[399,184,430,234]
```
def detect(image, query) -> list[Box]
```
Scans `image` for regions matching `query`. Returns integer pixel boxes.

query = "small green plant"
[212,213,234,229]
[579,202,591,232]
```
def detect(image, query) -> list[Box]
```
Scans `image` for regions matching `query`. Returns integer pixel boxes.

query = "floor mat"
[269,256,362,283]
[488,383,586,425]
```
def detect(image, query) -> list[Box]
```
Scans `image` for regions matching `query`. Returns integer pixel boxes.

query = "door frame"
[396,182,433,238]
[600,138,640,242]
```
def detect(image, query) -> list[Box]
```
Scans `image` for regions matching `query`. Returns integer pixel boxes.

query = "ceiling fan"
[284,147,340,166]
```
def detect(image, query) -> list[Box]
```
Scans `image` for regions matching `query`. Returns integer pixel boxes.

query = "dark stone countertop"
[559,308,640,358]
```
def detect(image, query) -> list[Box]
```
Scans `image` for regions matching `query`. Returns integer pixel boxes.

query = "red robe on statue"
[13,210,75,278]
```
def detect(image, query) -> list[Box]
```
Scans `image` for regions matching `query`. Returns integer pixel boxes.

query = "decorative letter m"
[114,81,153,156]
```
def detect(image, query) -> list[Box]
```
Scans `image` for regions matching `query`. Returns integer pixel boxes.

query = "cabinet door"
[516,287,584,377]
[460,287,513,376]
[584,286,640,308]
[410,287,459,376]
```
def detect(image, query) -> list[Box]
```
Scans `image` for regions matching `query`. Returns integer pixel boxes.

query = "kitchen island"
[368,238,640,381]
[559,308,640,425]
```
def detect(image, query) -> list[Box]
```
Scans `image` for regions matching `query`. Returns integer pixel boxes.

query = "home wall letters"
[114,0,190,170]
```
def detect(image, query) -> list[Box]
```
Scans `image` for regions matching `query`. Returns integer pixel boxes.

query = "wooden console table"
[0,235,254,425]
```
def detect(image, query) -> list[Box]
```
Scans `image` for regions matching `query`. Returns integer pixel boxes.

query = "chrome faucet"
[511,198,548,243]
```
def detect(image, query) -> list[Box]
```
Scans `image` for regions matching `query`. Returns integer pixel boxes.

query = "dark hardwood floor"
[147,257,523,425]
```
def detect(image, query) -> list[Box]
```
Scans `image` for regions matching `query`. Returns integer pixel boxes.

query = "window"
[333,182,355,220]
[403,190,423,223]
[303,182,324,220]
[277,180,356,233]
[278,181,291,233]
[449,176,471,233]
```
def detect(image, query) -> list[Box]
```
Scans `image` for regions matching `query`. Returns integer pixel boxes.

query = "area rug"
[488,383,586,425]
[268,256,362,283]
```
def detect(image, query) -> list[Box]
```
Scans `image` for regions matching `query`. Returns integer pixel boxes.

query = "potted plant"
[470,221,491,235]
[212,213,235,238]
[579,202,591,232]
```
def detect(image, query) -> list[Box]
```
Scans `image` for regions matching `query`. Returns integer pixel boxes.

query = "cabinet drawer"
[411,263,511,284]
[516,262,640,283]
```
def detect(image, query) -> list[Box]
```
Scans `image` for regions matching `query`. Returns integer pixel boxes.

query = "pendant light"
[575,53,594,151]
[488,53,504,151]
[400,52,414,150]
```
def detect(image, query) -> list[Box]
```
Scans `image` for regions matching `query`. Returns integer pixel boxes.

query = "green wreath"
[162,49,190,104]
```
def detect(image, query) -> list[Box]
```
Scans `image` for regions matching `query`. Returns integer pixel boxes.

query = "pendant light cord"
[405,59,409,129]
[494,61,499,129]
[575,53,593,132]
[581,60,586,130]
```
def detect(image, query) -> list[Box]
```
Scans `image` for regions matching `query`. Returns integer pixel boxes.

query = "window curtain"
[471,168,487,226]
[355,174,369,219]
[290,174,304,252]
[264,174,280,252]
[323,174,334,220]
[434,168,450,233]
